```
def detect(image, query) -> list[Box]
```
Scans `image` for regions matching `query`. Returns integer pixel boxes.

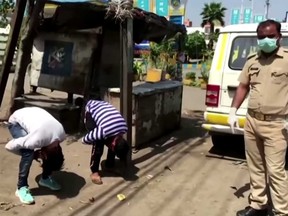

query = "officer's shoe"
[236,206,268,216]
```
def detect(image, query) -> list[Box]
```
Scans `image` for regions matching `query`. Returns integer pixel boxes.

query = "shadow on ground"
[133,110,207,165]
[100,160,140,181]
[207,134,246,161]
[31,111,209,216]
[30,171,86,199]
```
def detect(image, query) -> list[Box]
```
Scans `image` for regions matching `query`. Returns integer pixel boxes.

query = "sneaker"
[15,186,35,205]
[39,177,61,191]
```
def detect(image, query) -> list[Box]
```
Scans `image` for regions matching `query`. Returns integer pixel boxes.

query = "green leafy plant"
[184,31,207,60]
[200,2,227,49]
[133,60,144,75]
[149,38,176,70]
[0,0,14,28]
[185,72,196,80]
[200,68,209,83]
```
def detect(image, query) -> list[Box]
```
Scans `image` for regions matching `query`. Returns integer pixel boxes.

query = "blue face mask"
[257,37,278,53]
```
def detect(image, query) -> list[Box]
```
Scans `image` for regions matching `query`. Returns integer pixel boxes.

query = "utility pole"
[265,0,270,19]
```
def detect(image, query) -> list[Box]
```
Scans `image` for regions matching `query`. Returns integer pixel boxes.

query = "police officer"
[228,20,288,216]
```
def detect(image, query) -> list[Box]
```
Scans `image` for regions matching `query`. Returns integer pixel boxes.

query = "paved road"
[0,81,253,216]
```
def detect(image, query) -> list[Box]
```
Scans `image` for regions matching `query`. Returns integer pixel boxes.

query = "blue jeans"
[8,123,34,189]
[8,123,51,189]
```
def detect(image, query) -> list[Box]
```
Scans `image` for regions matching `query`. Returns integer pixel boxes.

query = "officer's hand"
[228,107,239,134]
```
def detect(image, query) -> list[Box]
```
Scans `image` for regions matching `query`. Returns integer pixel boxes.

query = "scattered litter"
[164,166,172,171]
[41,203,45,206]
[69,207,73,211]
[0,202,21,211]
[146,174,153,179]
[80,198,96,204]
[117,194,126,201]
[78,164,80,166]
[89,197,95,203]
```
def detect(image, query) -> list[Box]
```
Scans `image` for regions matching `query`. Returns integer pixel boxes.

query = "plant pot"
[198,76,204,83]
[146,68,162,83]
[200,82,207,89]
[183,78,193,86]
[133,74,139,81]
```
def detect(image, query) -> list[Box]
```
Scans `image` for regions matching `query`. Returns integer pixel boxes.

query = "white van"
[202,22,288,147]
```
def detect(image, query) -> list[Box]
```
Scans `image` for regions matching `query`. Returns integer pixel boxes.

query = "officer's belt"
[248,109,288,121]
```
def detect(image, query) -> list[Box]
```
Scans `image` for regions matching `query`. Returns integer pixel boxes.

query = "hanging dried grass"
[106,0,133,21]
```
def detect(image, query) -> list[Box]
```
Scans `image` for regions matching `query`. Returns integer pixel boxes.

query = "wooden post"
[0,0,27,107]
[120,18,133,164]
[7,0,47,117]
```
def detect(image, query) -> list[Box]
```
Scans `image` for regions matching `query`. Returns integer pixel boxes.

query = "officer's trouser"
[244,114,288,215]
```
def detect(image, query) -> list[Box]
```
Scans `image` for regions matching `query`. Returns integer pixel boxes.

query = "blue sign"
[169,15,183,25]
[137,0,150,11]
[243,8,252,23]
[156,0,169,16]
[231,9,240,25]
[254,15,265,23]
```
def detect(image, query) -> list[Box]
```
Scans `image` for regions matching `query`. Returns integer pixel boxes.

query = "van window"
[229,36,288,70]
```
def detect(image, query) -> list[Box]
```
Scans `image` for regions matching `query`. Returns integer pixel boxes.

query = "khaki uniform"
[238,47,288,215]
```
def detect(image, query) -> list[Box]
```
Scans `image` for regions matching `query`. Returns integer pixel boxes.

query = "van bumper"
[201,111,246,135]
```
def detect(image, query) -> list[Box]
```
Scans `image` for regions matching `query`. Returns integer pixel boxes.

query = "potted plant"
[133,60,144,81]
[200,68,209,89]
[183,71,196,86]
[146,39,177,83]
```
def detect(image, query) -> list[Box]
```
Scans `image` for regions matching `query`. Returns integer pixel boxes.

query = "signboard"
[42,40,73,77]
[169,15,183,25]
[231,9,240,25]
[254,15,265,23]
[155,0,169,16]
[169,0,185,16]
[243,8,252,23]
[136,0,150,11]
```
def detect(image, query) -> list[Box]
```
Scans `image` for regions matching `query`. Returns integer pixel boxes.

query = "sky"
[185,0,288,26]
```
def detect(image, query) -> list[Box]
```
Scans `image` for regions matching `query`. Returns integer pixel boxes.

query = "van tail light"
[205,84,220,107]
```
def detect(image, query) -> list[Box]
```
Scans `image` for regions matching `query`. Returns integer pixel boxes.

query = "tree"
[200,2,227,32]
[184,31,207,60]
[0,0,14,28]
[200,2,227,48]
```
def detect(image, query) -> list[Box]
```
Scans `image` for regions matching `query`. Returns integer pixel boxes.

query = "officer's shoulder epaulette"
[246,52,257,60]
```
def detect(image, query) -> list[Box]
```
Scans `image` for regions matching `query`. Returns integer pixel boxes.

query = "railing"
[0,25,17,72]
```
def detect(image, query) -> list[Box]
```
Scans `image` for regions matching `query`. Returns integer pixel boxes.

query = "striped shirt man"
[82,100,128,144]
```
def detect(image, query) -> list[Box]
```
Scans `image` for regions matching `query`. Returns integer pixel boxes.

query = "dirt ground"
[0,75,250,216]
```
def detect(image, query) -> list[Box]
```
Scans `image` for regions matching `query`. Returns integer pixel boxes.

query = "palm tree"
[200,2,227,33]
[200,2,227,48]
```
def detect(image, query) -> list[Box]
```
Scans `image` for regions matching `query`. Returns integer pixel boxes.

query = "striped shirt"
[82,100,128,144]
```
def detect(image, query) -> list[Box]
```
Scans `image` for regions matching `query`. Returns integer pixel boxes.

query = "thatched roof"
[39,2,186,43]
